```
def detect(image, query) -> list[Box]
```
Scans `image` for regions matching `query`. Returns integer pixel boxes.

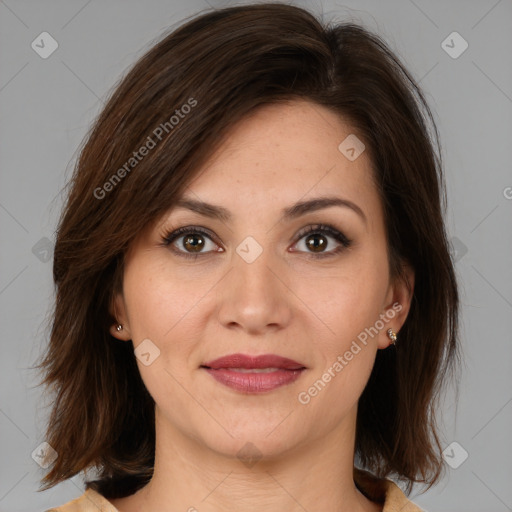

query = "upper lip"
[202,353,306,370]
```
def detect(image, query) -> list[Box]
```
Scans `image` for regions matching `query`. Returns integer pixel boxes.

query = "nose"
[216,241,293,336]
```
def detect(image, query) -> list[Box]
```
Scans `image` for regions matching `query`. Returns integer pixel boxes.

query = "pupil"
[306,234,325,252]
[184,234,204,252]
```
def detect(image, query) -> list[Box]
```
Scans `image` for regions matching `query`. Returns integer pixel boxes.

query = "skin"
[109,100,414,512]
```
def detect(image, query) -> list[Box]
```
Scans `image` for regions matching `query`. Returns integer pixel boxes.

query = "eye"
[161,226,222,259]
[161,223,352,260]
[292,224,352,258]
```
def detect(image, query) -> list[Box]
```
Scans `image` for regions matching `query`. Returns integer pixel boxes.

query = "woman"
[38,3,460,511]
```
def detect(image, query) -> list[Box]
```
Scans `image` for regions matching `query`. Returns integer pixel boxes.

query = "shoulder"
[354,467,425,512]
[45,488,119,512]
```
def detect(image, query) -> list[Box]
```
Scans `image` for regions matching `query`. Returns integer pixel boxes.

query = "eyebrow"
[174,196,367,225]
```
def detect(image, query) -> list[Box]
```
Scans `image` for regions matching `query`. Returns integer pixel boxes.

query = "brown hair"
[37,2,460,499]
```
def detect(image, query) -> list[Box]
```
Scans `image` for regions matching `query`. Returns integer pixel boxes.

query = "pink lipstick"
[201,353,306,393]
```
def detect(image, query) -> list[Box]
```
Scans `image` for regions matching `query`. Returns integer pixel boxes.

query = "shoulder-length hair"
[37,2,460,499]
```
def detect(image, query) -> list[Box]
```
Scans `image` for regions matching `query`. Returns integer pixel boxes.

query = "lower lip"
[203,368,305,393]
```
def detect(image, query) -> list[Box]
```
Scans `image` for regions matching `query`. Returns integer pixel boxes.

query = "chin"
[182,410,307,462]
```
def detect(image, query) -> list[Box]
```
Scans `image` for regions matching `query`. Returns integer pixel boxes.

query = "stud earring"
[387,328,397,345]
[116,324,123,332]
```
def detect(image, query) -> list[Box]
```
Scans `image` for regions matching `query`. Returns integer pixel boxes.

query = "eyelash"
[160,223,352,260]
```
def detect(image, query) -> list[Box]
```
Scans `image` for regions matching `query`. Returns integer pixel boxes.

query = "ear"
[377,262,415,349]
[109,291,132,341]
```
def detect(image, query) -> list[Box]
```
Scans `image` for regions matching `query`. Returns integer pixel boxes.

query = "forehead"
[179,100,382,229]
[188,100,376,203]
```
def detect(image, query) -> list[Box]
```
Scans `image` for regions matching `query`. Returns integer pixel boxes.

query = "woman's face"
[111,100,413,459]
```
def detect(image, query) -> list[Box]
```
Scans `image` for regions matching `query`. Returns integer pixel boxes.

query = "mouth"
[200,353,306,393]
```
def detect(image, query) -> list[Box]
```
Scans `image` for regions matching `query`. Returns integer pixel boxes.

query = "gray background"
[1,0,511,511]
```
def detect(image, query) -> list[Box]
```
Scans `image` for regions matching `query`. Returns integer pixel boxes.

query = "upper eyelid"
[164,224,341,239]
[163,225,219,244]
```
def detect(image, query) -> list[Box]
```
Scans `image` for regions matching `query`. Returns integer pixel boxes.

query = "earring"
[387,328,397,345]
[116,324,123,332]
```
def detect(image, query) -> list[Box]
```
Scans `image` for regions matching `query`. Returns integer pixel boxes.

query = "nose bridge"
[234,238,275,293]
[216,235,291,333]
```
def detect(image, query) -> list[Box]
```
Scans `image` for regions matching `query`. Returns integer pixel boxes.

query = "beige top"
[46,468,424,511]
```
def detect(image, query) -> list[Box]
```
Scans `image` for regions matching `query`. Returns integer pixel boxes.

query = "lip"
[203,353,305,370]
[201,353,306,393]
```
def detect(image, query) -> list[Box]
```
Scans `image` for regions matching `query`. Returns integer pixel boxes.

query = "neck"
[111,404,379,512]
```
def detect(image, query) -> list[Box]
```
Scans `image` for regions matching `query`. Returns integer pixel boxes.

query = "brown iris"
[305,234,327,252]
[183,234,205,252]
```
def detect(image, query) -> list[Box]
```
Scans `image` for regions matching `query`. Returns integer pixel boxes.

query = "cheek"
[294,264,386,421]
[296,247,389,349]
[123,255,206,342]
[121,257,208,408]
[122,253,222,387]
